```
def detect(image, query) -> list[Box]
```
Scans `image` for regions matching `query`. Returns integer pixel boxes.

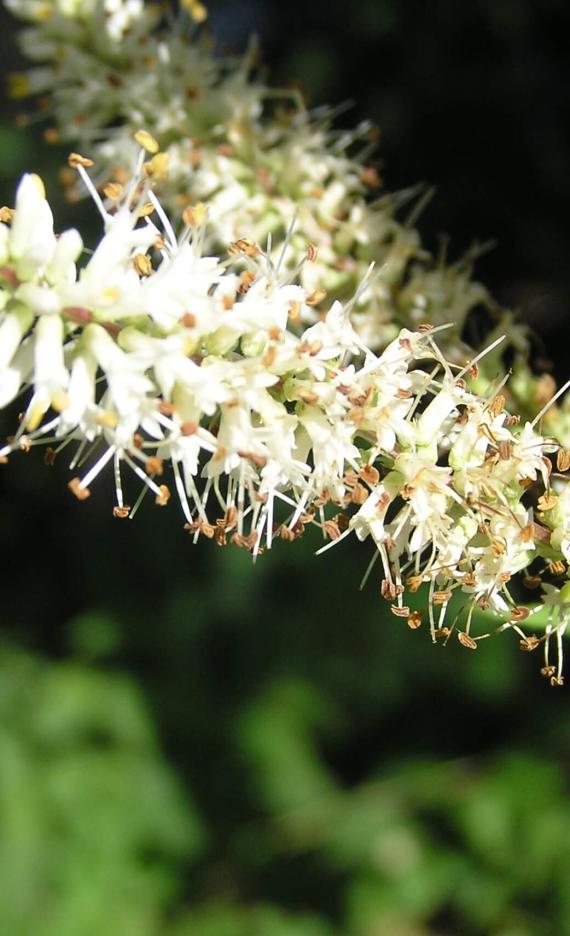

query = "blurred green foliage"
[1,621,570,935]
[0,643,203,936]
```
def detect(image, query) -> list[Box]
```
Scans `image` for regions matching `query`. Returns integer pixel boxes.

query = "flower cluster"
[4,0,523,361]
[0,146,569,681]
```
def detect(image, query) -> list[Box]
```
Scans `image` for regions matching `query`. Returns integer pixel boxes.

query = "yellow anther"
[134,129,159,154]
[182,203,208,227]
[67,152,94,169]
[143,152,170,180]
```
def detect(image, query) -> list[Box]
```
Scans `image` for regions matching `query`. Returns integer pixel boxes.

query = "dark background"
[1,2,570,934]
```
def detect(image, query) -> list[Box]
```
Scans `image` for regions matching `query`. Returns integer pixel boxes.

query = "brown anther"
[550,676,565,687]
[407,611,422,629]
[214,526,227,547]
[390,605,410,618]
[180,312,196,328]
[44,447,56,466]
[454,377,467,390]
[335,513,350,532]
[348,408,364,425]
[67,152,94,169]
[556,448,570,472]
[238,271,256,294]
[457,632,478,650]
[0,207,15,223]
[407,575,424,593]
[537,492,557,512]
[401,483,415,500]
[262,346,277,367]
[505,414,521,426]
[237,451,267,468]
[548,560,566,576]
[64,305,94,327]
[279,524,296,542]
[523,574,542,589]
[360,465,380,486]
[375,492,391,511]
[542,456,553,476]
[511,606,531,622]
[519,523,535,544]
[518,477,534,489]
[306,243,318,262]
[536,373,556,407]
[350,483,368,505]
[133,253,152,277]
[434,627,451,640]
[381,580,403,601]
[533,522,552,543]
[133,433,144,449]
[43,127,59,145]
[155,484,170,506]
[541,665,556,677]
[498,440,512,461]
[180,421,199,436]
[491,536,507,556]
[228,237,261,258]
[395,388,413,399]
[200,522,215,539]
[417,323,434,334]
[223,506,238,531]
[462,572,476,587]
[297,389,319,405]
[519,635,540,651]
[111,166,129,185]
[288,300,300,321]
[245,531,259,552]
[68,477,90,500]
[113,505,131,518]
[299,511,315,524]
[323,520,341,540]
[157,401,175,416]
[305,288,327,307]
[219,294,234,311]
[102,182,124,200]
[433,590,452,605]
[145,456,164,477]
[343,470,359,488]
[360,166,381,188]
